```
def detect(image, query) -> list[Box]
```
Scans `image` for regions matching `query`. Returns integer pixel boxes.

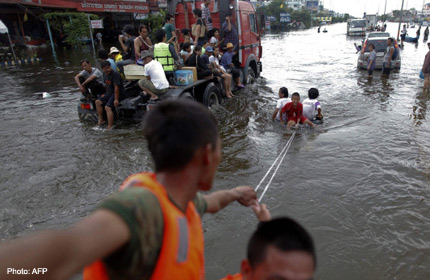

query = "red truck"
[169,0,263,84]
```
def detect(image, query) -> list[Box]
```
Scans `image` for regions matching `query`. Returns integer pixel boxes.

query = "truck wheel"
[203,84,220,107]
[245,68,256,84]
[180,91,194,100]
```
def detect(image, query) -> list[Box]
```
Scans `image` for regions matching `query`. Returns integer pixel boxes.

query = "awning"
[0,19,9,34]
[0,19,17,61]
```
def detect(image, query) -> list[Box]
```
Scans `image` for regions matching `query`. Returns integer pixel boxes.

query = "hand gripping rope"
[255,130,296,202]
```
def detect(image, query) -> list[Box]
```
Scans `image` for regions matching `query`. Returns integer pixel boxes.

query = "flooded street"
[1,22,429,279]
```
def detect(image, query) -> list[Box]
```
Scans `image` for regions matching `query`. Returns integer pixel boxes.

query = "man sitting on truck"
[221,43,244,89]
[138,50,170,101]
[153,29,182,80]
[74,59,106,99]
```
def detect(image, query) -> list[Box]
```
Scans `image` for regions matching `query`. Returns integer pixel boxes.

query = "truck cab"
[170,0,262,84]
[347,19,367,36]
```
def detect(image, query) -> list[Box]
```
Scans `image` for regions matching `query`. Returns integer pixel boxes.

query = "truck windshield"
[350,20,366,28]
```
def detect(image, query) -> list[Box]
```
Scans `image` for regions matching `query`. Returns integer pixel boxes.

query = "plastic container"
[175,70,194,85]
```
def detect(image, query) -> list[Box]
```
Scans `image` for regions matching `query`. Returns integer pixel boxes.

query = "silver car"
[357,37,401,70]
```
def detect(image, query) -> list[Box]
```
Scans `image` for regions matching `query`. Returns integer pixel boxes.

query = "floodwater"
[1,22,429,279]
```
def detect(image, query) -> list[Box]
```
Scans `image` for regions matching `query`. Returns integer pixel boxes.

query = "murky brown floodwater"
[0,22,429,279]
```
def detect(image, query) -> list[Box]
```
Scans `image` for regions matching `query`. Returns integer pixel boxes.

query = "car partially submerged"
[357,37,401,70]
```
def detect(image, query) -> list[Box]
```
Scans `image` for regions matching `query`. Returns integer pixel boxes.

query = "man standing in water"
[421,42,430,92]
[382,38,395,77]
[0,100,257,280]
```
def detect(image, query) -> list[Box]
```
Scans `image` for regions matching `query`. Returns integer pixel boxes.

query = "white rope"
[256,131,296,202]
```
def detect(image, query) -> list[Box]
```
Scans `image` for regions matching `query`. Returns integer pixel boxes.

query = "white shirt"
[143,60,169,90]
[209,55,226,72]
[210,37,218,45]
[303,98,321,120]
[276,97,291,120]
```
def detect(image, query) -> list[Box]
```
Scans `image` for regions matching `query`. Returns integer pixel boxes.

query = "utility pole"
[397,0,405,41]
[384,0,387,15]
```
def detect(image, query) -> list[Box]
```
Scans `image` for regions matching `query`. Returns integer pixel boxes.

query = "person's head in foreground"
[241,217,316,280]
[143,99,220,190]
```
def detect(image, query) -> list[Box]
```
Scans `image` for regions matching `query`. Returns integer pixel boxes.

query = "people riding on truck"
[192,8,206,47]
[185,45,213,79]
[74,59,106,99]
[221,43,244,88]
[163,14,177,43]
[221,12,238,50]
[153,29,182,78]
[134,24,153,60]
[138,50,170,101]
[96,61,125,129]
[201,0,213,32]
[117,25,136,74]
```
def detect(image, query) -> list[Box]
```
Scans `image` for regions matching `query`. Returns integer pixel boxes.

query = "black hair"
[247,217,316,269]
[208,28,219,39]
[98,49,108,60]
[388,37,394,43]
[182,42,192,51]
[165,14,174,22]
[123,25,135,36]
[181,28,190,35]
[279,87,288,98]
[194,45,202,52]
[101,61,111,68]
[308,88,319,99]
[155,28,166,43]
[193,8,202,18]
[80,59,90,66]
[292,92,300,98]
[368,43,375,49]
[142,100,218,172]
[139,24,148,33]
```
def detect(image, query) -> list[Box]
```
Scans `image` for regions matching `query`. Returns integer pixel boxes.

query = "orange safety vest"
[221,273,243,280]
[83,172,205,280]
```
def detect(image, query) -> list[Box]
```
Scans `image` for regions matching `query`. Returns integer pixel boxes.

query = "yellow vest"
[154,42,175,72]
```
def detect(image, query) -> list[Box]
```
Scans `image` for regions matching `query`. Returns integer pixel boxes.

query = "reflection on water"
[0,23,429,280]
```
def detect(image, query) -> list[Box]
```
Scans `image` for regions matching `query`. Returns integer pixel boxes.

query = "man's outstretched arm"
[203,186,256,214]
[0,209,130,280]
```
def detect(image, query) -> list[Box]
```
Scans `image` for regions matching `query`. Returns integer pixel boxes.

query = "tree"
[43,12,98,48]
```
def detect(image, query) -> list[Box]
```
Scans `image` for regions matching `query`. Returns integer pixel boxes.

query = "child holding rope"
[281,92,315,129]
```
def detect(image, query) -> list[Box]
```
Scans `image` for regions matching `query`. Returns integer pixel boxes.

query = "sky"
[324,0,428,17]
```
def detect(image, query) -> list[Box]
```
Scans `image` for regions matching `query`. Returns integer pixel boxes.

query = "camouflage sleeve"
[97,188,164,280]
[193,192,208,217]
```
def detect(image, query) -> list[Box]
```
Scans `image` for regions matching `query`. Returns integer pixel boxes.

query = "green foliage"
[43,12,98,47]
[257,0,311,28]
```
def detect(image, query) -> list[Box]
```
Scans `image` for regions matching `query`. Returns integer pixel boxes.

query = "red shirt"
[281,102,304,121]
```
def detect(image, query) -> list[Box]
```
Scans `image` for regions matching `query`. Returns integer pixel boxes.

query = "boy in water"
[272,87,291,122]
[303,88,322,122]
[281,92,315,129]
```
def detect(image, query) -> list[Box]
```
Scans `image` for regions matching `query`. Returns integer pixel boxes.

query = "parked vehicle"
[367,31,390,38]
[357,36,401,70]
[171,0,263,84]
[347,19,367,36]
